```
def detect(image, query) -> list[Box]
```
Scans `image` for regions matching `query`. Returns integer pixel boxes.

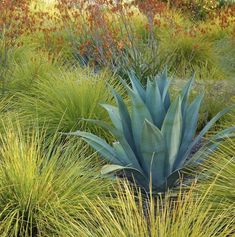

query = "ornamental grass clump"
[195,137,235,217]
[80,181,234,237]
[16,68,122,138]
[0,123,112,237]
[70,68,235,193]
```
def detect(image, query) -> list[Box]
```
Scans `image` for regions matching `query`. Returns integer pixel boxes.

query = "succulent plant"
[69,68,235,193]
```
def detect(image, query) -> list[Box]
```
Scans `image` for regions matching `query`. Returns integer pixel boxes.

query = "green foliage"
[198,80,235,128]
[70,69,235,193]
[15,68,121,137]
[195,137,235,217]
[158,32,227,80]
[115,41,160,84]
[171,0,219,21]
[0,44,59,97]
[80,182,234,237]
[218,0,235,7]
[0,1,234,236]
[0,123,113,237]
[171,79,235,130]
[216,37,235,77]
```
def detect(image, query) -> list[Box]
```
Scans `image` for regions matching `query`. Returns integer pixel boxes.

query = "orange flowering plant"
[0,0,34,95]
[53,0,167,73]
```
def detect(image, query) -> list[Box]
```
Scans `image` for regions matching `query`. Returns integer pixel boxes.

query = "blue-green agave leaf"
[68,131,123,165]
[112,142,131,165]
[101,164,142,175]
[146,79,166,128]
[156,67,171,110]
[151,169,181,193]
[165,170,181,189]
[209,126,235,141]
[101,164,149,190]
[185,127,235,167]
[128,70,146,102]
[161,96,182,174]
[114,138,142,170]
[180,74,195,116]
[156,66,168,95]
[189,127,235,165]
[111,88,136,153]
[182,105,235,163]
[141,120,167,187]
[83,119,141,169]
[174,94,204,170]
[100,104,122,131]
[83,119,122,139]
[129,88,153,155]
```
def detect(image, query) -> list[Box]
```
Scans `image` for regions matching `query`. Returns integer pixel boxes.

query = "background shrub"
[15,68,122,137]
[2,45,59,96]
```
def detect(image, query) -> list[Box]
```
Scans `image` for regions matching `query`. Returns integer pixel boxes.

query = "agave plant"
[69,68,235,193]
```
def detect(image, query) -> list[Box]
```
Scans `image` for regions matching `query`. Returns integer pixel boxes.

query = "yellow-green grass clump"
[15,68,122,137]
[0,123,113,236]
[195,137,235,218]
[80,182,234,237]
